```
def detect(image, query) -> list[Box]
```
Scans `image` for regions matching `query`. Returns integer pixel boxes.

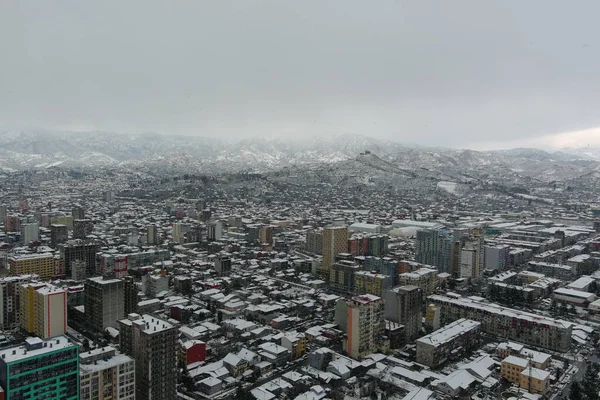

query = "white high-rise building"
[20,222,39,244]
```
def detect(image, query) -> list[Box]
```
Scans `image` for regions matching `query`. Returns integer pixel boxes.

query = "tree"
[582,362,600,400]
[570,381,583,400]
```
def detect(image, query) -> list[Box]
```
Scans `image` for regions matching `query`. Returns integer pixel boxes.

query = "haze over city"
[2,0,600,150]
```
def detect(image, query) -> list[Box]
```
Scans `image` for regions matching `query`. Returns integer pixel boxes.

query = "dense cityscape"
[0,156,598,400]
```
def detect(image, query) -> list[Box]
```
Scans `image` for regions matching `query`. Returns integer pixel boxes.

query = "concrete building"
[484,244,511,270]
[354,271,392,296]
[305,230,323,254]
[329,261,360,295]
[8,253,55,279]
[50,224,68,248]
[0,336,79,399]
[0,275,37,330]
[416,318,481,368]
[384,285,423,343]
[60,241,99,277]
[207,221,223,241]
[118,314,178,400]
[71,259,87,281]
[415,228,455,274]
[123,276,139,315]
[429,294,571,352]
[320,226,348,276]
[142,273,169,298]
[4,215,20,233]
[214,253,232,276]
[20,222,39,244]
[79,346,135,400]
[85,276,125,334]
[147,224,158,245]
[398,267,438,297]
[336,294,387,359]
[20,283,67,339]
[425,304,441,330]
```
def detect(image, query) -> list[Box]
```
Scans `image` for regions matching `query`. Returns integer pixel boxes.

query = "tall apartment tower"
[147,224,158,245]
[321,226,349,276]
[384,285,423,342]
[415,228,455,274]
[0,275,38,331]
[457,232,484,279]
[336,294,387,359]
[0,205,6,223]
[118,314,178,400]
[20,283,67,339]
[215,253,232,276]
[0,336,79,399]
[85,276,125,335]
[50,224,69,248]
[80,346,135,400]
[20,222,39,244]
[207,221,223,241]
[305,230,324,254]
[4,215,20,233]
[60,241,99,276]
[123,276,139,315]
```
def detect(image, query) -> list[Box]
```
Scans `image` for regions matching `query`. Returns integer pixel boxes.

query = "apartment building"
[20,283,67,339]
[429,294,571,352]
[0,336,79,399]
[416,318,481,368]
[415,228,455,274]
[8,253,55,279]
[384,285,423,343]
[118,314,178,400]
[336,295,387,359]
[80,346,135,400]
[0,275,37,330]
[85,276,125,334]
[320,226,349,276]
[329,261,360,295]
[398,267,438,297]
[60,241,99,277]
[354,271,392,296]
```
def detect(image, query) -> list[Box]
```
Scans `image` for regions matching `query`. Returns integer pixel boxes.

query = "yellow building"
[340,294,387,359]
[398,268,438,297]
[519,367,550,394]
[500,356,530,383]
[354,271,392,296]
[320,227,348,276]
[20,283,67,339]
[8,253,55,279]
[281,332,307,359]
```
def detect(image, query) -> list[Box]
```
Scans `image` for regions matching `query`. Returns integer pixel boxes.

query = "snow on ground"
[437,181,458,195]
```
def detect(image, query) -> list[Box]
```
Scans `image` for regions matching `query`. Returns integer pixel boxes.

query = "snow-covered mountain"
[0,130,598,190]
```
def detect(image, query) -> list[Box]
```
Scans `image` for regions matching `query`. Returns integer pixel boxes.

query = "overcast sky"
[2,1,600,150]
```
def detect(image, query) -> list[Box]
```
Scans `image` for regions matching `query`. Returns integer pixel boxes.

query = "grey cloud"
[1,0,600,148]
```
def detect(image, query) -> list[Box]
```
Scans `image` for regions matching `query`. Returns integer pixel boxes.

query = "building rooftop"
[0,335,75,364]
[502,355,530,368]
[87,276,122,285]
[119,313,175,334]
[417,318,480,347]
